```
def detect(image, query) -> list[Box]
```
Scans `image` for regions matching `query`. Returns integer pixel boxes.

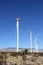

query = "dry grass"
[0,52,43,65]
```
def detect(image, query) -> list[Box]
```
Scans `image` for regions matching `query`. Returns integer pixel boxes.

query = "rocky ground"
[0,52,43,65]
[7,54,43,65]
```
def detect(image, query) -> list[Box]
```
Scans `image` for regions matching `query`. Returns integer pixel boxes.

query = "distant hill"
[0,47,43,52]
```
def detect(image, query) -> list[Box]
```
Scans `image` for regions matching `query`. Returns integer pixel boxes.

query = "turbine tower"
[16,18,20,52]
[29,30,32,52]
[35,36,39,52]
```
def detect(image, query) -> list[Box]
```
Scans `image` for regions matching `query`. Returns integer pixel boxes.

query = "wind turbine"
[16,18,20,52]
[28,30,32,52]
[34,36,39,52]
[5,11,30,52]
[16,16,31,52]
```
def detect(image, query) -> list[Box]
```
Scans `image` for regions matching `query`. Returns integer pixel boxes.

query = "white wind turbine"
[28,30,32,52]
[6,12,30,52]
[16,16,30,52]
[16,18,20,52]
[34,36,39,52]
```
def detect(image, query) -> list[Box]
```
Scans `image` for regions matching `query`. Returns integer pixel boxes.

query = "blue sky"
[0,0,43,49]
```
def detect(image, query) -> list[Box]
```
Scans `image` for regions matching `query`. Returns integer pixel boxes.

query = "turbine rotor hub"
[16,18,20,21]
